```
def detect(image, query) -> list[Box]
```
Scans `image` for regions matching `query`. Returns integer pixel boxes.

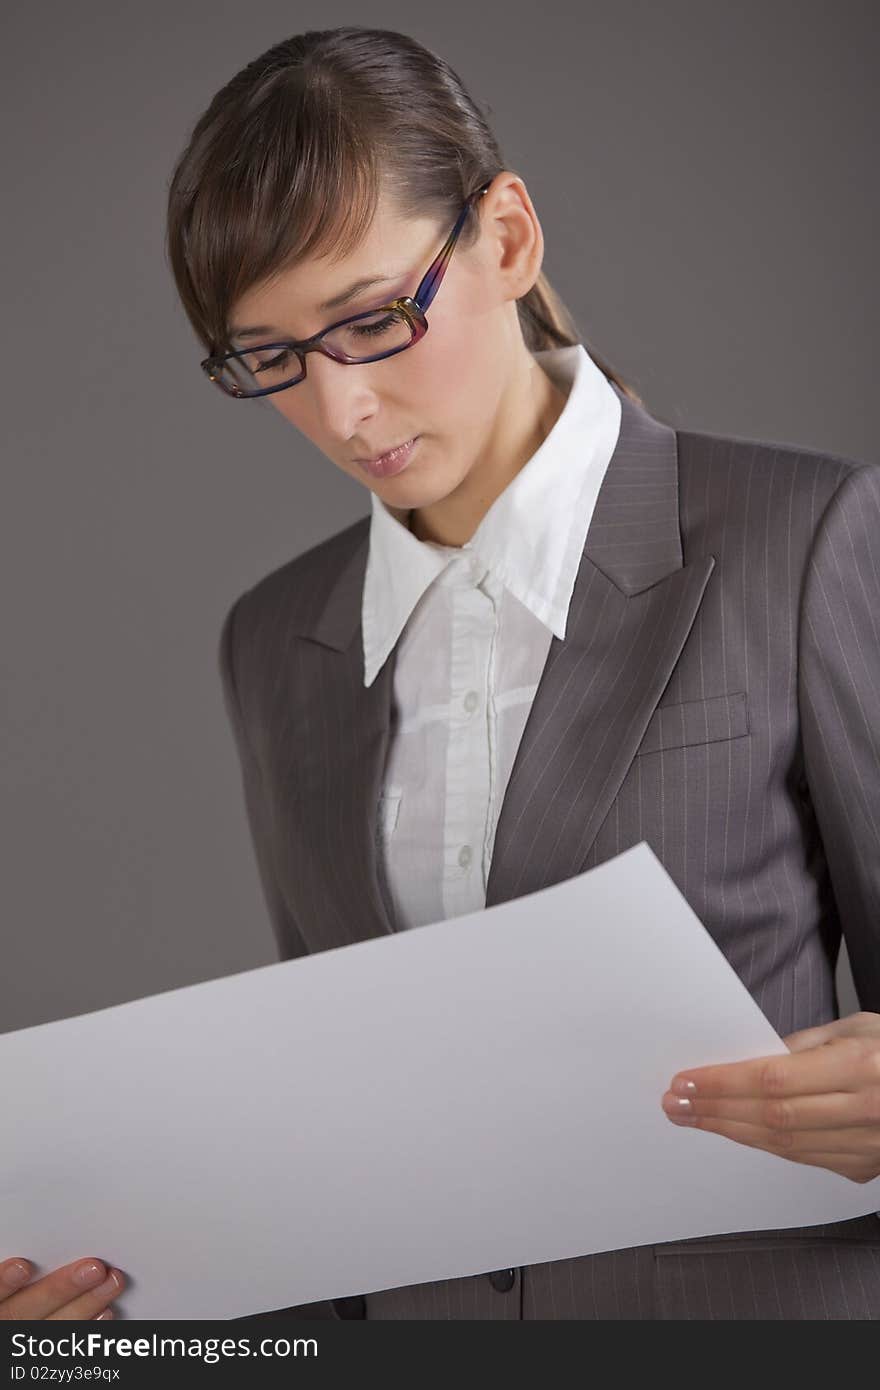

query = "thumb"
[781,1011,878,1052]
[781,1020,844,1053]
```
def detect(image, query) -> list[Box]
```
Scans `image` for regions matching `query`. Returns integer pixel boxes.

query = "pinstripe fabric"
[221,382,880,1320]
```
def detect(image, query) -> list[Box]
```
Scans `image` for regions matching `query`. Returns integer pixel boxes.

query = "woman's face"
[226,174,555,529]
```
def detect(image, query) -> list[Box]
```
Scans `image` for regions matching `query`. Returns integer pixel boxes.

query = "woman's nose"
[306,354,380,435]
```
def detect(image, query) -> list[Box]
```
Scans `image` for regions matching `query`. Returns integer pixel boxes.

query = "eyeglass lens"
[217,308,416,396]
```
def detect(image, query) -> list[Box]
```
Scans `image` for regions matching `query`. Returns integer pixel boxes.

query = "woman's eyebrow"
[318,272,397,313]
[230,273,397,339]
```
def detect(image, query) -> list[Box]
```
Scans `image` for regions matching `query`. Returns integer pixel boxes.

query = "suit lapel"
[294,382,714,932]
[484,557,715,906]
[486,385,715,904]
[281,536,400,946]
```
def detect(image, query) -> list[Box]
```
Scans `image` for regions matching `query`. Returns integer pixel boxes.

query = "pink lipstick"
[355,436,420,478]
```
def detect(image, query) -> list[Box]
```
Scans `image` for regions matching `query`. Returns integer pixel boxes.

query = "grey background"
[2,1,876,1032]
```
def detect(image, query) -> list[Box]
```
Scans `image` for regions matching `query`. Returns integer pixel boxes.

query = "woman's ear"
[481,173,546,302]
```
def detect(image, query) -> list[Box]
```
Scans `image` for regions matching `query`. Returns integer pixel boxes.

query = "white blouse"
[361,343,622,931]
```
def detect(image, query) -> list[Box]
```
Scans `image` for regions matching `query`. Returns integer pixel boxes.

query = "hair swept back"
[165,25,642,404]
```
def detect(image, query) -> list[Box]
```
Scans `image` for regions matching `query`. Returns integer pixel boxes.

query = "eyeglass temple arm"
[412,184,490,314]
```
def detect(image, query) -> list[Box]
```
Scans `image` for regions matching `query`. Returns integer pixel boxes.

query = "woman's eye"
[254,349,292,373]
[351,315,396,338]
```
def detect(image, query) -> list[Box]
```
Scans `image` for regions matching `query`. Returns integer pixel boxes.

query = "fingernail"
[2,1261,31,1289]
[663,1094,695,1114]
[73,1261,106,1288]
[95,1270,121,1297]
[96,1308,114,1321]
[671,1077,698,1096]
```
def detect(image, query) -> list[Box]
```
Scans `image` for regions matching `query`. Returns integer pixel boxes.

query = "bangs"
[171,70,389,355]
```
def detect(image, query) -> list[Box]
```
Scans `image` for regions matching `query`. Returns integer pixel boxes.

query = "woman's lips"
[355,436,420,478]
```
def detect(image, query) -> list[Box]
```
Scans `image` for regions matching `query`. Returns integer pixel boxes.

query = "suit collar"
[303,381,688,656]
[360,343,624,684]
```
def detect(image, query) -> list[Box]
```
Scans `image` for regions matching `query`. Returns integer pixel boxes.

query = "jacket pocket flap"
[636,691,749,756]
[654,1210,880,1256]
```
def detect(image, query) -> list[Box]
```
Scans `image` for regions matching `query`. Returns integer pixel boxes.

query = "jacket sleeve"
[218,595,310,962]
[797,463,880,1013]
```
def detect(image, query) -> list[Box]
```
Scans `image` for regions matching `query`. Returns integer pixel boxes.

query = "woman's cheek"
[412,324,493,422]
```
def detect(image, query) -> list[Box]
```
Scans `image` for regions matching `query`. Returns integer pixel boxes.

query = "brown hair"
[166,25,642,404]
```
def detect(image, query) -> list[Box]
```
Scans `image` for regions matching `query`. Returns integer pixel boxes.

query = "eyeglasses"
[201,182,492,399]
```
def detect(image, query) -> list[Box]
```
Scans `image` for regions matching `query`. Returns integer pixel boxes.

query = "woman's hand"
[660,1010,880,1184]
[0,1257,125,1320]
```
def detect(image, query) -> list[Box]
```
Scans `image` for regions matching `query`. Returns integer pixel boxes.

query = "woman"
[5,23,877,1324]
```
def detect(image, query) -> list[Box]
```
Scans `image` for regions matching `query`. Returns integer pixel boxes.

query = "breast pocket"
[635,691,750,757]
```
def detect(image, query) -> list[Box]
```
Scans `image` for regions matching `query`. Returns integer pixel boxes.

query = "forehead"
[229,194,437,333]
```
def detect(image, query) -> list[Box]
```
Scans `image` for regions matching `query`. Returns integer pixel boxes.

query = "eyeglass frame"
[201,181,493,399]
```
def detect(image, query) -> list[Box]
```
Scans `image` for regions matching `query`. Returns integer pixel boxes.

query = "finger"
[783,1024,844,1053]
[94,1308,114,1321]
[698,1121,876,1181]
[668,1035,880,1100]
[0,1260,34,1303]
[784,1012,880,1052]
[0,1259,114,1321]
[45,1268,125,1321]
[669,1112,880,1161]
[662,1085,880,1131]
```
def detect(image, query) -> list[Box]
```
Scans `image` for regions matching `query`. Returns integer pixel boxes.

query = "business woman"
[171,26,880,1321]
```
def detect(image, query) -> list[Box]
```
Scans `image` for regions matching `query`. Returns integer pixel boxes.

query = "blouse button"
[458,845,473,868]
[463,690,479,713]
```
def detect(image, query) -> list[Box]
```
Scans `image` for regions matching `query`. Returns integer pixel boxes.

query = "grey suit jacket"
[220,382,880,1320]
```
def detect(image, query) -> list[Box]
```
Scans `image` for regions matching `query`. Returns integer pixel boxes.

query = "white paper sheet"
[2,841,879,1320]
